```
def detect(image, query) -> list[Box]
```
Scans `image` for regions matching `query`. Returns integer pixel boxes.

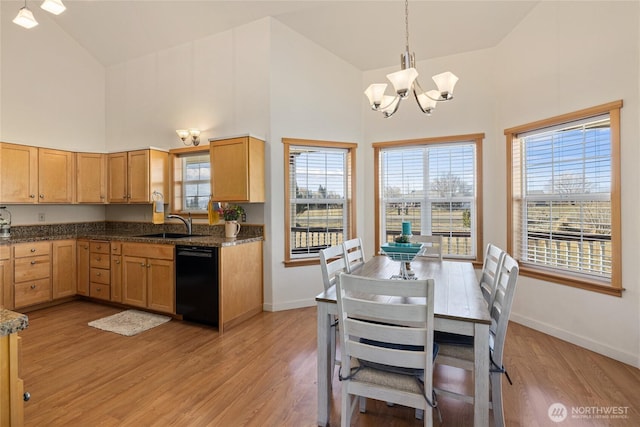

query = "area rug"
[88,310,171,336]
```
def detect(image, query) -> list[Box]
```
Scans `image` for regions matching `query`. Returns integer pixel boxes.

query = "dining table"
[316,255,492,426]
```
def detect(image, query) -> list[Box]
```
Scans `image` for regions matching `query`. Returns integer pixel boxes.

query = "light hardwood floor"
[18,301,640,426]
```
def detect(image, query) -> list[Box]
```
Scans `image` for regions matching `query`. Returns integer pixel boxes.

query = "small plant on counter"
[394,234,411,244]
[220,204,245,222]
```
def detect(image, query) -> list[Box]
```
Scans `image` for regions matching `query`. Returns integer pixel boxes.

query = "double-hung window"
[374,134,483,262]
[283,138,356,266]
[171,149,211,213]
[506,101,622,296]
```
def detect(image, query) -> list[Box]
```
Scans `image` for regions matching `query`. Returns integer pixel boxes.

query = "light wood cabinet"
[0,330,25,426]
[107,149,168,204]
[0,143,74,204]
[122,243,174,314]
[0,142,38,203]
[52,240,76,299]
[219,240,263,333]
[13,242,51,309]
[1,246,11,309]
[76,240,90,296]
[38,148,74,203]
[210,136,265,202]
[76,152,106,203]
[89,241,110,300]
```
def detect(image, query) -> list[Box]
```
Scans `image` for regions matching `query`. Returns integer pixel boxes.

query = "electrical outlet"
[38,213,45,222]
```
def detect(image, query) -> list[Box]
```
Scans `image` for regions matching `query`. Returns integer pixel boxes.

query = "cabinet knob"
[30,284,36,289]
[96,272,101,276]
[30,248,36,252]
[115,260,121,264]
[30,260,36,265]
[140,262,145,266]
[39,194,44,198]
[24,392,30,402]
[30,194,35,198]
[96,257,101,261]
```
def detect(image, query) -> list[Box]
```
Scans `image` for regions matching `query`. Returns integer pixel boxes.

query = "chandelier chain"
[405,0,410,51]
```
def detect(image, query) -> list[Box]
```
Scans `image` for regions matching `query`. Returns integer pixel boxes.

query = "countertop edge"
[0,309,29,336]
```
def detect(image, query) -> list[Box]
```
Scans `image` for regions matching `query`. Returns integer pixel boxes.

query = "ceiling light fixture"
[364,0,459,118]
[40,0,66,15]
[176,129,201,146]
[13,1,39,29]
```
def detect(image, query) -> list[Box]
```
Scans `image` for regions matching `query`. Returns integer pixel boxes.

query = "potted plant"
[220,204,244,238]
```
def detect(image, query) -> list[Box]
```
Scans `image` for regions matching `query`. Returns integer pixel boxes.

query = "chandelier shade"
[13,6,39,29]
[364,0,459,118]
[41,0,67,15]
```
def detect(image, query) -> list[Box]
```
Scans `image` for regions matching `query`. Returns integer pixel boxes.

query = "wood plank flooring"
[17,301,640,426]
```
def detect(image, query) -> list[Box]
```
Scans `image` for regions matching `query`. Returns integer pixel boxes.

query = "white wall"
[266,19,363,310]
[493,1,640,367]
[0,1,107,225]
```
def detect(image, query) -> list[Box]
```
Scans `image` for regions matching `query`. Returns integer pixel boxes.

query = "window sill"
[283,258,320,268]
[518,265,623,297]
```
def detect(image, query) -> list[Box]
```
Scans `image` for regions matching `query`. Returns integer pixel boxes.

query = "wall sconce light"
[176,129,201,146]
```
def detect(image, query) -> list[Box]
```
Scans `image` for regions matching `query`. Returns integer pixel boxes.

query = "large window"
[374,134,483,262]
[506,101,622,296]
[283,138,356,266]
[171,148,211,213]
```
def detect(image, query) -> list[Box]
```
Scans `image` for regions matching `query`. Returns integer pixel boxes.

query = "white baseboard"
[263,298,315,312]
[510,312,640,368]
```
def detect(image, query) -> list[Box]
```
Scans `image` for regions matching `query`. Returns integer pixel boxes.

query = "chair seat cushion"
[349,358,425,394]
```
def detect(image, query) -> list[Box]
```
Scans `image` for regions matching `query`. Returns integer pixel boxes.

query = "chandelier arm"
[372,94,401,112]
[383,96,402,118]
[412,88,430,114]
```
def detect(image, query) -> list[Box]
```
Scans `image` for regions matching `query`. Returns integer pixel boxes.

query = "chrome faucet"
[167,213,192,235]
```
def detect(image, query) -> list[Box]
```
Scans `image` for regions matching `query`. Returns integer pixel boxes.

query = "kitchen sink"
[136,232,202,239]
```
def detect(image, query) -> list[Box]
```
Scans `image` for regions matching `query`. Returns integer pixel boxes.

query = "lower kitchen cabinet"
[122,243,174,314]
[0,330,25,426]
[13,242,51,310]
[52,240,76,299]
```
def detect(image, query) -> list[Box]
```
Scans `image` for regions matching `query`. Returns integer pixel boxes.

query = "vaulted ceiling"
[4,1,538,70]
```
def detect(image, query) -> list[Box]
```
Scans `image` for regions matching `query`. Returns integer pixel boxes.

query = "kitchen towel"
[152,200,164,224]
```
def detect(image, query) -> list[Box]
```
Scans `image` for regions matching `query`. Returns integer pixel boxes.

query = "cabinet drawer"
[14,242,51,258]
[122,243,174,260]
[90,267,110,284]
[90,253,110,269]
[15,278,51,307]
[14,255,50,282]
[90,283,110,301]
[111,241,122,255]
[0,245,9,260]
[90,241,110,254]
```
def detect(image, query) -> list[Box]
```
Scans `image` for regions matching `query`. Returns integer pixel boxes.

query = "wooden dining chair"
[433,254,519,427]
[336,273,437,427]
[342,237,366,273]
[412,235,443,260]
[480,243,506,307]
[319,244,349,380]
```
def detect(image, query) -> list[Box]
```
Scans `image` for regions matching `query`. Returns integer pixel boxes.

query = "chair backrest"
[319,245,347,291]
[412,235,443,260]
[480,243,506,306]
[342,237,366,273]
[489,253,519,367]
[336,272,435,388]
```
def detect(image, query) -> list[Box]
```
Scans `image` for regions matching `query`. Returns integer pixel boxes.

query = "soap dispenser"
[0,206,11,238]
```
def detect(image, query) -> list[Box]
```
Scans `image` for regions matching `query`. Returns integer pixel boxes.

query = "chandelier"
[364,0,459,118]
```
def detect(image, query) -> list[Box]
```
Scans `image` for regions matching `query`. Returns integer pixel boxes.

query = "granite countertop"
[0,309,28,336]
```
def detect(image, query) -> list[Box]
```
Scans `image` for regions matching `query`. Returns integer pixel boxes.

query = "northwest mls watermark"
[548,402,630,423]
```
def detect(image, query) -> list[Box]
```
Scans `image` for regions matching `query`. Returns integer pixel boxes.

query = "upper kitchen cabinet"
[0,143,38,203]
[210,136,264,202]
[38,148,74,203]
[107,149,168,204]
[0,143,74,204]
[76,153,106,203]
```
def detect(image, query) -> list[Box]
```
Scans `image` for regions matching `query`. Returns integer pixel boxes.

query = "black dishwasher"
[176,246,219,327]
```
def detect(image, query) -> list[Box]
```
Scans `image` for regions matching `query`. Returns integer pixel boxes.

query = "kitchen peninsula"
[0,221,264,334]
[0,308,28,426]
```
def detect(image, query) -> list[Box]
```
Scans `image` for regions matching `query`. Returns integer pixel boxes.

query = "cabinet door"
[76,240,90,296]
[127,150,150,203]
[210,137,249,202]
[0,143,38,203]
[122,255,147,308]
[147,258,174,314]
[76,153,106,203]
[111,255,122,303]
[0,258,11,310]
[107,152,128,203]
[38,148,74,203]
[52,240,76,299]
